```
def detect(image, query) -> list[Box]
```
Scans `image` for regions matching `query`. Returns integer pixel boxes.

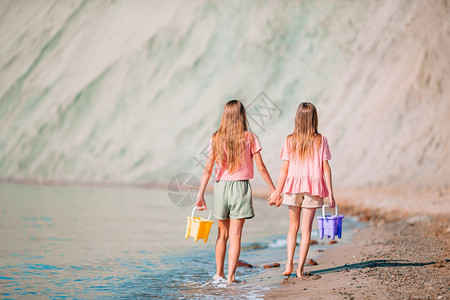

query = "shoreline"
[1,181,448,298]
[262,188,450,299]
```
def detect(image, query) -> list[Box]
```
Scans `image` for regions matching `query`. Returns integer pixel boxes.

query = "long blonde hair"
[287,102,322,161]
[212,100,251,173]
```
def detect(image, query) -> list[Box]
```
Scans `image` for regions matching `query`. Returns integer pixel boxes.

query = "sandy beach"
[263,187,450,299]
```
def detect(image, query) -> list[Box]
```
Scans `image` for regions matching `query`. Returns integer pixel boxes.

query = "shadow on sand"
[311,259,437,275]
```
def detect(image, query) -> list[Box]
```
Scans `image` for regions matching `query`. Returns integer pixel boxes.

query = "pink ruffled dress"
[280,135,332,198]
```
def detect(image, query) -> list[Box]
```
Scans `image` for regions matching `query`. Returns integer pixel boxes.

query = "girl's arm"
[195,153,215,211]
[270,160,289,207]
[253,152,276,193]
[323,160,335,207]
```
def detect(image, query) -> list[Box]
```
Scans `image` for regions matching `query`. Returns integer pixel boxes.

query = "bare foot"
[282,264,293,276]
[296,267,305,279]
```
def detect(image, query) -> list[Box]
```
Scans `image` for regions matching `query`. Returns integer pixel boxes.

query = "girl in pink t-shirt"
[269,102,335,278]
[196,100,276,284]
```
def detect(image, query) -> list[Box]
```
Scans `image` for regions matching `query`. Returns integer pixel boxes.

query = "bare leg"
[215,219,230,279]
[227,218,245,283]
[283,206,301,276]
[297,208,316,278]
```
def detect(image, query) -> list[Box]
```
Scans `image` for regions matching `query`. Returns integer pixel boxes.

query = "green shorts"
[214,180,254,220]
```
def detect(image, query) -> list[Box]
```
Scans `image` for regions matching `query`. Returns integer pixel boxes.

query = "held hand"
[268,195,276,206]
[195,197,207,211]
[275,194,283,207]
[270,191,282,207]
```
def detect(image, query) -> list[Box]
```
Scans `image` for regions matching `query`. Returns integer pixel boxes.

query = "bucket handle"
[191,206,211,221]
[322,204,338,218]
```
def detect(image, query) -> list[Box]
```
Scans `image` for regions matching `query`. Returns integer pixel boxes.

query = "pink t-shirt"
[280,135,331,197]
[212,132,262,181]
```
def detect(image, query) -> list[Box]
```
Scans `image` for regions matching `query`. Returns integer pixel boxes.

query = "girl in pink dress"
[269,102,335,278]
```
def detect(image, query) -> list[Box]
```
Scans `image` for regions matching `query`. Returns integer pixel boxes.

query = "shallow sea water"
[0,184,363,299]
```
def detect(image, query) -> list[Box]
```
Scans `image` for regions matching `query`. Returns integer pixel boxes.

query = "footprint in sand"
[302,272,322,280]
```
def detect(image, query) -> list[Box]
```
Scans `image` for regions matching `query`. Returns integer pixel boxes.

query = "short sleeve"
[280,139,290,161]
[323,136,331,160]
[251,134,262,154]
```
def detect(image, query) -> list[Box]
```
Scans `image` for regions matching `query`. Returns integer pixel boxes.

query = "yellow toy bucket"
[185,207,214,243]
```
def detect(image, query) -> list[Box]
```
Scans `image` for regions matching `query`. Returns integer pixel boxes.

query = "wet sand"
[262,187,450,299]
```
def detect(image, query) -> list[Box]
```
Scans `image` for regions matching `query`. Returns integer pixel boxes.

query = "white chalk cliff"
[0,0,449,189]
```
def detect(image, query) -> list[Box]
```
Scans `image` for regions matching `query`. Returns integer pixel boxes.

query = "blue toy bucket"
[317,204,344,240]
